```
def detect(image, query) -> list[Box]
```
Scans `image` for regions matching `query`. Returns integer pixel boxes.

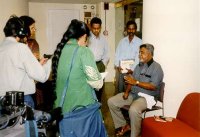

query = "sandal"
[116,124,131,136]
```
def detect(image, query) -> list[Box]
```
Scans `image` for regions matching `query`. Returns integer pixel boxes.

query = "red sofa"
[141,92,200,137]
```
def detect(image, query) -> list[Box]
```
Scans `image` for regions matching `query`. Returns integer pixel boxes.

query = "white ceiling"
[28,0,120,4]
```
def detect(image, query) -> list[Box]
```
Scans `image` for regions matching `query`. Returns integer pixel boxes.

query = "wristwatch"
[136,80,140,86]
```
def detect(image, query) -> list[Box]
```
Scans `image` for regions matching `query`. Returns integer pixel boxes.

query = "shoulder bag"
[59,46,107,137]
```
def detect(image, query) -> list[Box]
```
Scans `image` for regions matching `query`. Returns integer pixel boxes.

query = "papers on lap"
[120,60,134,73]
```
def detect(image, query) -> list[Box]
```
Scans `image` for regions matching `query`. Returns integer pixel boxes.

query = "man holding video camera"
[0,15,51,137]
[0,15,51,107]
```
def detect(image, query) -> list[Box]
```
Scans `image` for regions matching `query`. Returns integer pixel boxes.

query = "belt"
[96,60,102,64]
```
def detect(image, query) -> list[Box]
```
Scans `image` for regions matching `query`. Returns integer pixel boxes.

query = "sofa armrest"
[142,117,200,137]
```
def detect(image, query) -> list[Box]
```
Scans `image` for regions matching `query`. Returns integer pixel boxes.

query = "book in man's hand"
[120,60,134,73]
[154,115,173,122]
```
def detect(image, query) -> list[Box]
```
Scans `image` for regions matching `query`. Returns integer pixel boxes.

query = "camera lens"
[5,91,13,106]
[17,92,24,106]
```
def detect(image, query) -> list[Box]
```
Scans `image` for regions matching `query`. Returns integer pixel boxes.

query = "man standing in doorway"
[88,17,110,102]
[115,20,142,93]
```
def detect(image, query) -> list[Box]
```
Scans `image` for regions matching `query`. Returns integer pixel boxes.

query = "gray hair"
[140,43,154,56]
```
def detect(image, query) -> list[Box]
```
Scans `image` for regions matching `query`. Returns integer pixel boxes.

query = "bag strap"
[59,46,79,107]
[91,89,98,101]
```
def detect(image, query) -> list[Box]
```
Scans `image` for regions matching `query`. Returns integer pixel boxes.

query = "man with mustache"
[115,21,142,93]
[88,17,110,102]
[109,44,164,137]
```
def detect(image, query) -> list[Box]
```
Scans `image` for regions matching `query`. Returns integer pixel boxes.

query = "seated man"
[108,43,164,137]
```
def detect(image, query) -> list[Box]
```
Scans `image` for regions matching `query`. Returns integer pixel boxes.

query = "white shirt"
[115,36,142,71]
[88,32,110,66]
[0,37,51,96]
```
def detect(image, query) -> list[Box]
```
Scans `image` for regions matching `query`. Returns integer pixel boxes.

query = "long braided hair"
[52,19,90,91]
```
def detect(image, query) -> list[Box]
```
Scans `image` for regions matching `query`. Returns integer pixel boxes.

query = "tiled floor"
[101,82,130,137]
[101,82,116,137]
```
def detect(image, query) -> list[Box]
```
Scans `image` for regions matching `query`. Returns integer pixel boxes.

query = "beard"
[139,59,144,63]
[128,32,134,36]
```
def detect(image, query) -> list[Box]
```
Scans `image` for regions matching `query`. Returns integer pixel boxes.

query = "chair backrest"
[157,82,165,102]
[176,92,200,131]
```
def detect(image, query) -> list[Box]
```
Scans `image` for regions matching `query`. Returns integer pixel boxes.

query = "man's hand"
[123,92,129,100]
[116,66,123,73]
[124,75,136,85]
[126,68,133,74]
[122,84,132,100]
[39,57,48,65]
[125,76,157,91]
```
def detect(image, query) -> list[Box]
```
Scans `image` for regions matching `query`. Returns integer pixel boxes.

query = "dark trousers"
[115,71,127,93]
[95,61,105,102]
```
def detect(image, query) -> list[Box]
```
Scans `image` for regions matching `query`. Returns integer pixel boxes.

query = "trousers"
[95,61,105,102]
[107,93,147,137]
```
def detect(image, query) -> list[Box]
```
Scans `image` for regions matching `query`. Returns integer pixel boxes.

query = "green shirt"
[54,39,101,113]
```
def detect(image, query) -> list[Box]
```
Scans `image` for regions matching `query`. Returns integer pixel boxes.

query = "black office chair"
[121,82,165,119]
[143,82,165,118]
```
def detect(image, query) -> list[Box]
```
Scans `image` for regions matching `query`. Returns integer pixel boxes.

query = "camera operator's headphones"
[3,15,28,39]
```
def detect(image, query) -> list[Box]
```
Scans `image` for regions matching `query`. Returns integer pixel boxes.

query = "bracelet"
[136,80,140,86]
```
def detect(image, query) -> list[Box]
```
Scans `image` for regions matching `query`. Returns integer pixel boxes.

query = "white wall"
[115,7,124,46]
[29,3,86,55]
[29,2,116,82]
[0,0,29,41]
[143,0,200,117]
[97,2,116,82]
[198,1,200,87]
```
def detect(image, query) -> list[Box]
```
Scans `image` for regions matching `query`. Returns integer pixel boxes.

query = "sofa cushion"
[142,117,200,137]
[176,92,200,131]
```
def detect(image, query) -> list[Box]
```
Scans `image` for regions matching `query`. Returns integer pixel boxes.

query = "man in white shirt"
[88,17,110,102]
[115,20,142,93]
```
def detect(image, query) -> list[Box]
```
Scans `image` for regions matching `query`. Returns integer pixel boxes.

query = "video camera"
[0,91,25,129]
[0,91,52,137]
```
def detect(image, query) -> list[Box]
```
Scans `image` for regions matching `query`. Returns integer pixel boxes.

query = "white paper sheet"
[120,60,134,73]
[101,72,108,79]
